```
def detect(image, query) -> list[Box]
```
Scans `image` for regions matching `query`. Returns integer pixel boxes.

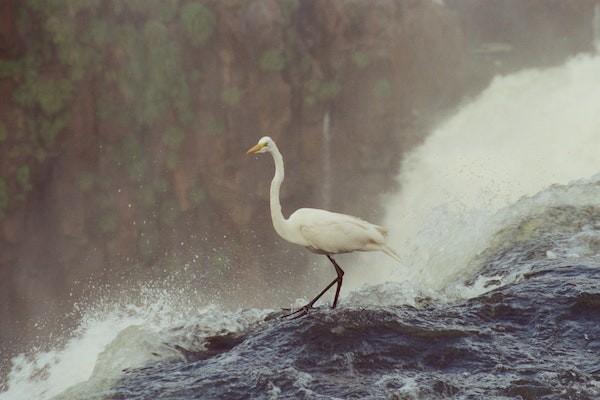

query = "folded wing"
[290,208,387,254]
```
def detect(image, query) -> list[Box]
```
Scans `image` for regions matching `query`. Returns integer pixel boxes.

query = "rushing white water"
[0,287,270,400]
[347,51,600,295]
[4,44,600,400]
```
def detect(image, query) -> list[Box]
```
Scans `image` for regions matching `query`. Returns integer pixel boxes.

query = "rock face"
[0,0,597,352]
[452,0,599,89]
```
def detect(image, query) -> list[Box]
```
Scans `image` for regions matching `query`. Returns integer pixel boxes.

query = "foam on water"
[346,52,600,296]
[0,287,270,400]
[4,44,600,400]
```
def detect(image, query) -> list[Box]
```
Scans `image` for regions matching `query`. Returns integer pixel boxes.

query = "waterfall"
[347,51,600,293]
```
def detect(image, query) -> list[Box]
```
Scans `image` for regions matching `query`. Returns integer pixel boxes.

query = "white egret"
[247,136,401,317]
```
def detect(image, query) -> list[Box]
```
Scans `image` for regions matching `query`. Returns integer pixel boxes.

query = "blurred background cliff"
[0,0,598,356]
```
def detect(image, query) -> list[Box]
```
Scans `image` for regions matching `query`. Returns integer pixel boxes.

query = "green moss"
[39,0,100,15]
[112,22,191,127]
[4,0,219,216]
[16,165,32,193]
[97,210,118,234]
[159,199,179,225]
[165,151,179,170]
[8,144,27,159]
[303,79,341,105]
[373,78,392,98]
[206,116,224,136]
[34,147,47,162]
[15,78,73,116]
[25,0,46,13]
[138,185,157,208]
[143,20,169,46]
[299,55,312,74]
[139,89,162,125]
[123,0,149,14]
[279,0,299,21]
[172,75,194,126]
[96,174,113,191]
[351,51,370,69]
[118,135,147,182]
[317,81,340,101]
[39,115,67,147]
[127,159,148,182]
[111,0,126,15]
[303,95,316,106]
[189,70,201,83]
[13,82,33,108]
[181,2,216,46]
[177,105,195,128]
[86,20,111,46]
[0,61,21,79]
[189,186,206,205]
[43,11,96,78]
[59,44,96,80]
[162,126,186,149]
[95,193,112,209]
[221,87,241,107]
[148,178,168,195]
[45,15,76,49]
[156,0,180,22]
[78,172,95,192]
[121,135,143,159]
[259,49,287,72]
[96,91,131,125]
[16,7,32,35]
[0,123,7,143]
[126,0,180,22]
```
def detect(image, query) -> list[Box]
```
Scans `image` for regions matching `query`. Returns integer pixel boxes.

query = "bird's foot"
[280,305,317,319]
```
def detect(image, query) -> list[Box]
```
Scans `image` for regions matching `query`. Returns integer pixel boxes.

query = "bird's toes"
[280,308,305,319]
[289,309,309,320]
[280,305,316,319]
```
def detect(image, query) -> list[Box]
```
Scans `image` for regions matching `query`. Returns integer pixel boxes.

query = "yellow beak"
[246,142,264,154]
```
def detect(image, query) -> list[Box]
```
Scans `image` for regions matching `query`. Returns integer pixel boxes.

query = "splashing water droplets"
[347,52,600,297]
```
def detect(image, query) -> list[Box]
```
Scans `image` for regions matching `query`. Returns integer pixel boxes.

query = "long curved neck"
[269,144,289,238]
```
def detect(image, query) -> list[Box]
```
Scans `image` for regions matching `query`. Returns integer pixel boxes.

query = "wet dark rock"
[109,237,600,399]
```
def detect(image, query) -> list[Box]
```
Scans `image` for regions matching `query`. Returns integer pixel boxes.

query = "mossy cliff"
[0,0,597,349]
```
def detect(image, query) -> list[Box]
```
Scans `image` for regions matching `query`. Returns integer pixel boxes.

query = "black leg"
[281,276,338,318]
[327,255,344,309]
[281,255,345,318]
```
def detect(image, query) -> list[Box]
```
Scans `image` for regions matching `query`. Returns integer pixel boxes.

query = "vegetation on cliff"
[1,0,595,352]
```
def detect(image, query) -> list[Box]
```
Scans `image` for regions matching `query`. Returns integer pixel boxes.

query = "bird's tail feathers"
[381,245,402,264]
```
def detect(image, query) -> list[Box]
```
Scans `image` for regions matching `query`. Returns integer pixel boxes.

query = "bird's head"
[246,136,274,155]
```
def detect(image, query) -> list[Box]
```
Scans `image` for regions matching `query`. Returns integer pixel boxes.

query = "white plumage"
[289,208,399,259]
[247,136,400,317]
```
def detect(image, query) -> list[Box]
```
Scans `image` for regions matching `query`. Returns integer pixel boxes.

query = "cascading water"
[345,50,600,296]
[2,46,600,400]
[0,287,271,400]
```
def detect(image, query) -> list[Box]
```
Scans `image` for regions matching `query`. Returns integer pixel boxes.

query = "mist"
[346,51,600,295]
[1,0,599,385]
